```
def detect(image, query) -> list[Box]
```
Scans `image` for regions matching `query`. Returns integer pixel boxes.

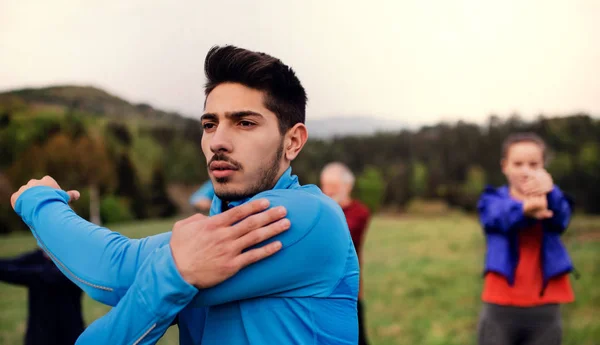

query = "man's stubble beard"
[214,140,285,202]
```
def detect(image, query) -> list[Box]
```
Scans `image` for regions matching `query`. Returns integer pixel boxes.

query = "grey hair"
[321,162,355,186]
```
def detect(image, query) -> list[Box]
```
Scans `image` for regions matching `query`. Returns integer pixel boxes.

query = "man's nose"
[209,125,233,153]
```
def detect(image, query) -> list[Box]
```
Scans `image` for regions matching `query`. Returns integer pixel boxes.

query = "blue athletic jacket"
[14,167,359,345]
[477,185,575,291]
[188,180,214,206]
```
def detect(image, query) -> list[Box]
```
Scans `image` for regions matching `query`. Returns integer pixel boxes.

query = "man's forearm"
[14,186,170,306]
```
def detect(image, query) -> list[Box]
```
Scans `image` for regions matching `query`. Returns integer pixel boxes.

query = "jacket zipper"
[133,324,156,345]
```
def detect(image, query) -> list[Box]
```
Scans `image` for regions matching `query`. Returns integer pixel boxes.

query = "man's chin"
[214,176,231,184]
[215,190,253,202]
[213,183,251,202]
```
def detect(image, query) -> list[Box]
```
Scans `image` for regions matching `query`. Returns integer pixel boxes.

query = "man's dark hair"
[204,45,307,134]
[502,132,548,162]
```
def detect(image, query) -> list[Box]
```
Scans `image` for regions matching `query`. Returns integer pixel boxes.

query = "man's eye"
[239,121,255,127]
[203,123,216,130]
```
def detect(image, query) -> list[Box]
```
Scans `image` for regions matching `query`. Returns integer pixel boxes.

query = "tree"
[0,111,10,128]
[355,166,385,213]
[72,135,115,224]
[163,138,206,184]
[115,154,147,219]
[7,134,114,225]
[459,165,487,211]
[130,134,164,185]
[148,167,177,218]
[411,161,428,198]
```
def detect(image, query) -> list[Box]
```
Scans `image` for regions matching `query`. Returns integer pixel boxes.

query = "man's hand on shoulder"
[170,199,291,289]
[10,176,80,210]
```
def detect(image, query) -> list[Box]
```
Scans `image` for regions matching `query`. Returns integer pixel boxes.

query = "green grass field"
[1,213,598,345]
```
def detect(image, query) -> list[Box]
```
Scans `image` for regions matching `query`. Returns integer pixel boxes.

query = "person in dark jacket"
[476,132,576,345]
[0,248,85,345]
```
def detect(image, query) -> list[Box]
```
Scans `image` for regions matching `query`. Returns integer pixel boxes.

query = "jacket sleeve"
[191,192,351,307]
[75,245,197,345]
[14,186,171,306]
[477,186,532,234]
[543,185,573,234]
[189,181,215,205]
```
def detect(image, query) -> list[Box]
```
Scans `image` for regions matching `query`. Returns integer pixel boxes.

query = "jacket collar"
[210,166,298,214]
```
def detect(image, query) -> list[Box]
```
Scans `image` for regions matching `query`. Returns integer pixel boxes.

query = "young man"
[0,249,84,345]
[477,132,575,345]
[11,45,359,345]
[189,180,214,213]
[320,162,371,345]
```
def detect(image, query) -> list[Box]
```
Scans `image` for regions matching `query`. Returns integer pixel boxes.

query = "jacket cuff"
[14,186,70,226]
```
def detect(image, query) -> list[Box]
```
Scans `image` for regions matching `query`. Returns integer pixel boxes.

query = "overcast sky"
[1,0,598,126]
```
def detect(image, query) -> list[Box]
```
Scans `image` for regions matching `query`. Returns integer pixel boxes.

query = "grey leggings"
[477,303,562,345]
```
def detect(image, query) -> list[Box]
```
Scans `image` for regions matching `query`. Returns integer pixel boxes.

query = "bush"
[100,195,134,225]
[0,111,10,128]
[355,166,385,213]
[148,168,177,218]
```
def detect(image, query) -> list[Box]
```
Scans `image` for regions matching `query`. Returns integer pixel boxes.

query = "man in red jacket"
[320,162,371,345]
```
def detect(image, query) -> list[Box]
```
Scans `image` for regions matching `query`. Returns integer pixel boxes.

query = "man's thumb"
[66,190,81,202]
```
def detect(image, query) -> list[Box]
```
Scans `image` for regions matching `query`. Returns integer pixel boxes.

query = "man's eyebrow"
[200,113,218,121]
[225,111,264,120]
[200,111,264,122]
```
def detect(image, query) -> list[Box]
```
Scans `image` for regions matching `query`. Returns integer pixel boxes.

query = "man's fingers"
[11,185,29,209]
[173,213,208,230]
[234,218,290,252]
[233,241,283,269]
[66,190,80,202]
[230,206,287,238]
[41,175,61,190]
[210,198,270,227]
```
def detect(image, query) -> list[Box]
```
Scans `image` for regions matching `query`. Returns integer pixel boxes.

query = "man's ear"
[284,123,308,161]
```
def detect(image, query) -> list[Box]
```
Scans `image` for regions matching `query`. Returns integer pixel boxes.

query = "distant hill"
[0,85,407,137]
[0,85,192,128]
[306,116,407,139]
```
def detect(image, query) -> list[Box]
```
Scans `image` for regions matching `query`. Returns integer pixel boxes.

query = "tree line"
[0,105,598,234]
[293,114,600,214]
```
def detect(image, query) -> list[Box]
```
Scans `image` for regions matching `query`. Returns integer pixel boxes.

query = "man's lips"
[209,161,238,178]
[210,161,238,171]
